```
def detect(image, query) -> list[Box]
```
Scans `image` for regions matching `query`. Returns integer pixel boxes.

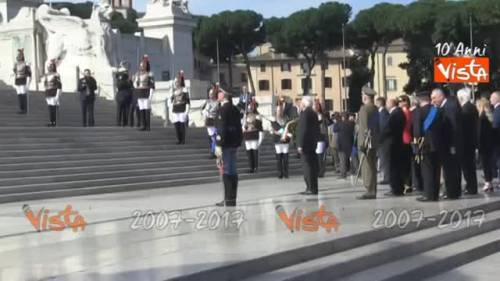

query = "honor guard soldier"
[43,60,62,127]
[13,49,32,114]
[243,99,263,173]
[134,55,155,131]
[356,87,380,200]
[415,90,442,202]
[171,71,191,144]
[202,84,221,158]
[115,61,134,127]
[215,92,243,207]
[271,99,293,179]
[77,69,98,127]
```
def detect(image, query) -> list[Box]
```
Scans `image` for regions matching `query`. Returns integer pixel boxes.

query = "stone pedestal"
[137,0,196,78]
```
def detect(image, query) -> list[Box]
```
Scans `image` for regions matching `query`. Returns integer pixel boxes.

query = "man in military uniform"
[43,60,62,127]
[13,49,32,114]
[115,61,134,127]
[242,100,263,173]
[215,92,243,207]
[415,90,442,202]
[171,70,191,144]
[134,55,155,131]
[77,69,98,127]
[202,85,220,158]
[357,87,379,200]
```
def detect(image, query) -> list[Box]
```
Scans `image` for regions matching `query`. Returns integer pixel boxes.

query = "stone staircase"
[168,200,500,281]
[0,89,302,203]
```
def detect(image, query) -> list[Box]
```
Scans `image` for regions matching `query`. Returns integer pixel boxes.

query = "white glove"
[215,146,222,158]
[55,89,62,106]
[149,89,154,101]
[258,132,264,147]
[185,104,191,115]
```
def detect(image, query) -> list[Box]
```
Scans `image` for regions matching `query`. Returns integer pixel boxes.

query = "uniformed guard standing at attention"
[171,70,191,144]
[134,55,155,131]
[202,84,220,158]
[77,69,98,127]
[242,99,263,173]
[115,61,134,127]
[357,87,379,200]
[43,60,62,127]
[415,90,442,202]
[13,49,32,115]
[215,92,243,207]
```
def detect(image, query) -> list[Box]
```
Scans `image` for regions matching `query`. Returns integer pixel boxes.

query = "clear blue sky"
[54,0,415,18]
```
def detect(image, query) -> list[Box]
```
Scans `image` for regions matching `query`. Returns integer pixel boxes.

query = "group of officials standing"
[352,86,500,202]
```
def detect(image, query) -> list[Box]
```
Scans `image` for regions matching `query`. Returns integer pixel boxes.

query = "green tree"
[195,11,265,93]
[350,3,404,95]
[267,2,351,102]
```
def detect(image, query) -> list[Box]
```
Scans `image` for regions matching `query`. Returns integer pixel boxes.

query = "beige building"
[247,49,352,112]
[371,39,410,100]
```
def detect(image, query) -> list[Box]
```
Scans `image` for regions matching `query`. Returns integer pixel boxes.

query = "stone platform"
[1,174,500,281]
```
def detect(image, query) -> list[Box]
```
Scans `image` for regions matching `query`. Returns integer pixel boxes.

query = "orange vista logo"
[275,204,340,233]
[23,204,87,232]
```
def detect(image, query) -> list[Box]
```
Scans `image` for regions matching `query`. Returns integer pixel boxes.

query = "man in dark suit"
[415,90,442,202]
[77,69,98,127]
[376,97,390,184]
[380,98,406,196]
[215,92,243,207]
[491,91,500,185]
[457,88,479,194]
[297,96,321,195]
[431,88,463,199]
[337,112,355,178]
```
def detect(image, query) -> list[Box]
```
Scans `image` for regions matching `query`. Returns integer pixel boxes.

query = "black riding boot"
[253,149,259,173]
[216,175,232,207]
[276,154,283,178]
[283,153,289,178]
[247,150,255,173]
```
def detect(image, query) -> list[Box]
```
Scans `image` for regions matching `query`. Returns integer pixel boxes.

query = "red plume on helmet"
[17,49,25,62]
[47,59,57,72]
[178,70,185,88]
[140,55,151,72]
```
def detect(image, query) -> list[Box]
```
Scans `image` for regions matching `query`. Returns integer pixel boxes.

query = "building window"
[219,73,225,83]
[259,80,270,91]
[281,63,291,72]
[300,62,309,74]
[281,79,292,90]
[161,71,171,81]
[321,62,329,70]
[324,77,332,88]
[301,78,312,90]
[386,79,397,91]
[241,73,247,83]
[260,64,266,72]
[387,56,393,66]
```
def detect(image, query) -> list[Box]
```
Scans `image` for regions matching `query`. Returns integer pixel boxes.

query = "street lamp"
[342,23,348,111]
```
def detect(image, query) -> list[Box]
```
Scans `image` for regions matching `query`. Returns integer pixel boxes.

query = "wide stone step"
[167,201,500,281]
[0,169,303,204]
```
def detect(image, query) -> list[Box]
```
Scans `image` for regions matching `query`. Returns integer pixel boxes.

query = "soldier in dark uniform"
[171,71,191,144]
[215,92,243,207]
[115,61,134,127]
[243,99,263,173]
[43,60,62,127]
[431,88,463,200]
[297,96,321,195]
[202,85,220,158]
[134,55,155,131]
[415,90,442,202]
[13,49,32,114]
[77,69,98,127]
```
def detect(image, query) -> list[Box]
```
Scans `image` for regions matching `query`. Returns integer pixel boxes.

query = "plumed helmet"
[139,55,151,72]
[17,49,25,62]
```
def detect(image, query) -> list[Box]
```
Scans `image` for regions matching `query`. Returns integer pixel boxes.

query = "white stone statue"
[150,0,190,14]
